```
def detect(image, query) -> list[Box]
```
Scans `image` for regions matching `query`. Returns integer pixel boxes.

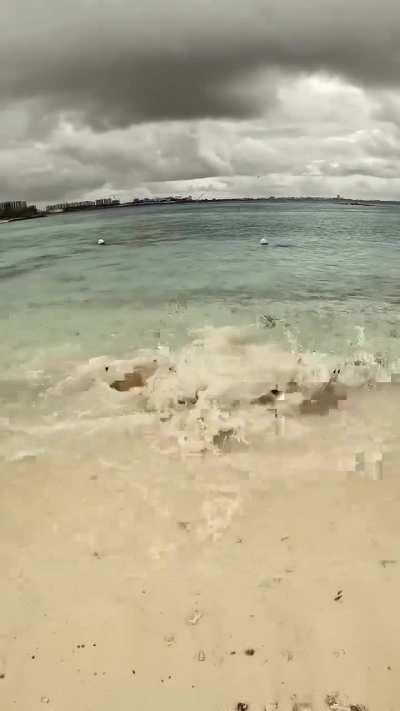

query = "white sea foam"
[1,325,399,482]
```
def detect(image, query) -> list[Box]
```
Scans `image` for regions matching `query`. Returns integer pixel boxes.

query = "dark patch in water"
[260,314,277,328]
[0,265,36,281]
[0,252,68,282]
[57,274,86,283]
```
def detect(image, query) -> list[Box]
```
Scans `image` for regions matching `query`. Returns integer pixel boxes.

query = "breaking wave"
[1,324,399,481]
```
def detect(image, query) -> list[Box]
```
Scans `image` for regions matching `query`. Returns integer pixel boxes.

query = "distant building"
[46,197,120,213]
[46,204,65,212]
[70,200,96,208]
[46,200,95,211]
[0,200,27,210]
[0,200,39,220]
[133,195,193,204]
[95,197,113,206]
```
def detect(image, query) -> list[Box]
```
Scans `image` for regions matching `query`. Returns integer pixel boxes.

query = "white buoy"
[260,238,268,245]
[97,238,105,245]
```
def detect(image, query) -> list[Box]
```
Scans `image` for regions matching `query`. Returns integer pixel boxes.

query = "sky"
[2,0,400,204]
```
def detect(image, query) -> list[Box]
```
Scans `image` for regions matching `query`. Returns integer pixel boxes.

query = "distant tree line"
[0,204,38,219]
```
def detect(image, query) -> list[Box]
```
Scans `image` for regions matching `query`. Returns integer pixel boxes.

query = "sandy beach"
[1,443,400,711]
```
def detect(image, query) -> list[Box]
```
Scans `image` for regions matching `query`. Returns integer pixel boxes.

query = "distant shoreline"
[45,195,397,217]
[1,196,396,224]
[0,213,48,225]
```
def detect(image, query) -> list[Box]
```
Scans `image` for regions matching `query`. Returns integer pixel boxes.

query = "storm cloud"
[1,0,400,202]
[2,0,400,125]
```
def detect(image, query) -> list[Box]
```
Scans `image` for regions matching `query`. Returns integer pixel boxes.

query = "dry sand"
[1,449,400,711]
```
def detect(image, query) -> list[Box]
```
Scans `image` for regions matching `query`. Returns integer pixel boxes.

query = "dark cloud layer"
[1,0,400,126]
[2,1,400,203]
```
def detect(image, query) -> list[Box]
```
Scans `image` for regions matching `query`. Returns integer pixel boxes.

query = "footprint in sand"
[198,495,240,541]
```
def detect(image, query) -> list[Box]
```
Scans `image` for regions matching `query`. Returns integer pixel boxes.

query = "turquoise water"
[1,201,400,357]
[1,201,400,472]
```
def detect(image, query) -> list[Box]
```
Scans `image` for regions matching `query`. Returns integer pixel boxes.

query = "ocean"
[1,200,400,482]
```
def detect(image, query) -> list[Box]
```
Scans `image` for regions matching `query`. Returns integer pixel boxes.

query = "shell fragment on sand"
[325,695,368,711]
[186,609,203,625]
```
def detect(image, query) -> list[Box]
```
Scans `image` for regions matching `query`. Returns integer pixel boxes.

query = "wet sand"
[1,450,400,710]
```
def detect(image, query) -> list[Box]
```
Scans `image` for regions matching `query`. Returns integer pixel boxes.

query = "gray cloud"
[2,1,400,203]
[1,1,400,127]
[0,149,105,203]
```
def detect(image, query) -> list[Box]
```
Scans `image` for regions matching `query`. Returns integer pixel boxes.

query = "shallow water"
[1,201,399,479]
